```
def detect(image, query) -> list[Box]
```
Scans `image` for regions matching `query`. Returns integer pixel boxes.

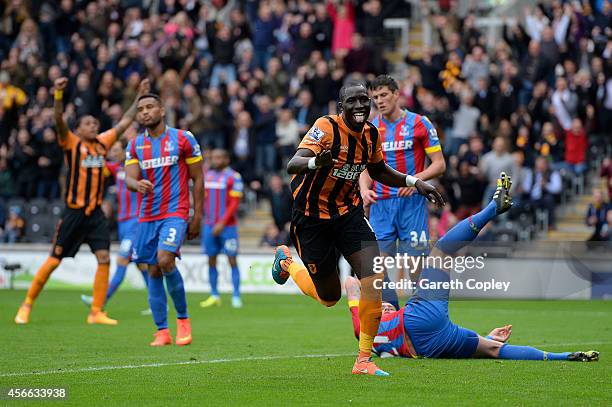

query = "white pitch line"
[3,341,611,378]
[0,353,354,378]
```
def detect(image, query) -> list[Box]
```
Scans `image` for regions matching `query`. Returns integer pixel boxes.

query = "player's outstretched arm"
[367,160,446,207]
[187,162,204,240]
[286,148,336,174]
[114,79,151,137]
[53,77,69,143]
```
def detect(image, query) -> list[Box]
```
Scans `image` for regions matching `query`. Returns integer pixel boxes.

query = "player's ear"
[337,101,343,112]
[160,105,166,119]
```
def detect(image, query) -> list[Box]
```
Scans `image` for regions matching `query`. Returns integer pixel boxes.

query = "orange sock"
[25,257,60,305]
[91,263,110,313]
[287,263,336,307]
[357,275,383,358]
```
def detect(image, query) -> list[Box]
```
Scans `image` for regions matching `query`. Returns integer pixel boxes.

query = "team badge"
[308,126,324,141]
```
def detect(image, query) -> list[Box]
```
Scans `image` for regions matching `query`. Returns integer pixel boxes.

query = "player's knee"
[148,265,162,278]
[157,254,175,273]
[228,256,238,267]
[208,256,217,268]
[95,251,110,264]
[318,292,341,307]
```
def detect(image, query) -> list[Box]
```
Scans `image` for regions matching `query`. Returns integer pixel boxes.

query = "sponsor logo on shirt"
[332,163,366,180]
[382,140,413,151]
[81,155,106,168]
[140,155,179,169]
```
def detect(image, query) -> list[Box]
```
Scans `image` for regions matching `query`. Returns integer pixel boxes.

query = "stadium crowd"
[0,0,610,243]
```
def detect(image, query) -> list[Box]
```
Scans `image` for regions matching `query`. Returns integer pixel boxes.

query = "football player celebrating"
[271,82,445,376]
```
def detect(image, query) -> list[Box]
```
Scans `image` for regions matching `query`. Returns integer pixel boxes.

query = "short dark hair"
[137,93,162,104]
[370,74,399,92]
[76,115,99,128]
[339,81,367,101]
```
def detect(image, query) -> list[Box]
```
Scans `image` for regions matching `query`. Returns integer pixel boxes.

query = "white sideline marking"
[0,353,354,378]
[3,341,610,378]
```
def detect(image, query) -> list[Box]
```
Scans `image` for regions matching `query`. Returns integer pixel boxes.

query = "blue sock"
[148,274,168,330]
[165,268,188,319]
[209,266,219,297]
[382,271,399,310]
[499,344,571,361]
[231,265,241,298]
[106,264,127,302]
[436,201,497,255]
[140,269,149,287]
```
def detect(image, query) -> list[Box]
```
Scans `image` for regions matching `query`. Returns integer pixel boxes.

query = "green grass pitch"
[1,290,610,406]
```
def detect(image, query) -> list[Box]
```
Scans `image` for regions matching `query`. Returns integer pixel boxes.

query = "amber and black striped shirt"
[291,115,383,220]
[59,129,117,215]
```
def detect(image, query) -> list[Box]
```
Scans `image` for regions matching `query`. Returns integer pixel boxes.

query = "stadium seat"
[25,198,49,216]
[49,200,65,217]
[24,215,54,243]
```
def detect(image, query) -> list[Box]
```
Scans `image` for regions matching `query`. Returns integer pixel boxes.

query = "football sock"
[436,201,497,255]
[499,344,571,361]
[25,257,60,305]
[140,269,149,287]
[148,274,168,329]
[209,265,219,297]
[91,263,110,313]
[348,301,360,339]
[287,262,334,306]
[165,268,188,319]
[382,271,399,310]
[106,263,127,301]
[358,275,383,358]
[231,265,240,298]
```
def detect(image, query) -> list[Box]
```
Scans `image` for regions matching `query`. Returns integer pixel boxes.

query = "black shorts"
[51,207,110,259]
[290,207,376,279]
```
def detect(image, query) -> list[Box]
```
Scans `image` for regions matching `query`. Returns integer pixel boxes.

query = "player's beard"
[145,117,163,131]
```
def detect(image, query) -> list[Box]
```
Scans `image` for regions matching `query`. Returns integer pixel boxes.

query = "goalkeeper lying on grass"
[346,173,599,362]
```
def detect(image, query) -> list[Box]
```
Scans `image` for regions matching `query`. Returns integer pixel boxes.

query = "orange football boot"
[150,328,173,346]
[14,303,32,325]
[351,357,390,376]
[87,311,118,325]
[175,318,192,346]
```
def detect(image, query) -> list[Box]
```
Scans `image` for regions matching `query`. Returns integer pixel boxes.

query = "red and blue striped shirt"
[204,167,244,226]
[107,161,140,221]
[372,110,441,199]
[126,127,202,222]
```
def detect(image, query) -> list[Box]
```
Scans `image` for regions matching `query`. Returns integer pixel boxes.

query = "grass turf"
[0,290,610,406]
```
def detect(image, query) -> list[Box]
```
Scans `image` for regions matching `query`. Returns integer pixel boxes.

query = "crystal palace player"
[271,83,445,376]
[360,75,445,281]
[125,93,204,346]
[199,149,244,309]
[80,140,148,308]
[14,77,149,325]
[345,173,599,363]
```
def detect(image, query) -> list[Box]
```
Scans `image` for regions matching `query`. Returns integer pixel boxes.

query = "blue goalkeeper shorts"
[403,267,479,358]
[369,195,429,256]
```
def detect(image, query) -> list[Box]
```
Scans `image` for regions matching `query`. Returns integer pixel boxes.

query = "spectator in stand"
[551,76,578,131]
[294,89,320,135]
[253,3,282,69]
[461,45,489,91]
[327,0,355,57]
[10,129,38,200]
[35,127,63,200]
[564,118,588,175]
[210,25,238,88]
[523,156,563,230]
[1,205,25,244]
[447,91,479,155]
[480,136,517,207]
[265,174,292,231]
[585,188,610,243]
[600,158,612,202]
[275,108,300,168]
[253,95,277,177]
[0,71,27,146]
[231,110,255,181]
[0,156,14,201]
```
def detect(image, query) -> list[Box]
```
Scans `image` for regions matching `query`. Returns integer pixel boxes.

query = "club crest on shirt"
[164,140,175,153]
[399,125,410,138]
[307,126,324,141]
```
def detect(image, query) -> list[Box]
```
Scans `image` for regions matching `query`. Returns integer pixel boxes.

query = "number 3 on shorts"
[167,228,177,242]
